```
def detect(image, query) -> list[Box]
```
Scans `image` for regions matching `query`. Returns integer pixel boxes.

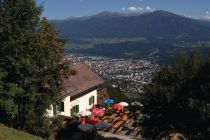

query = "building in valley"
[47,63,107,117]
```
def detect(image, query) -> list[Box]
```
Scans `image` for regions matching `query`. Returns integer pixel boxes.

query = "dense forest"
[141,50,210,139]
[0,0,71,137]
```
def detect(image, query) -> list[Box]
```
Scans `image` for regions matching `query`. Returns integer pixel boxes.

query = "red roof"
[62,63,104,98]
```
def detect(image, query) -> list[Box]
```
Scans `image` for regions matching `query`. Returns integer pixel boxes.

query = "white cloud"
[184,14,192,18]
[202,15,210,20]
[138,7,143,11]
[145,6,155,12]
[145,6,151,11]
[121,7,126,11]
[203,15,210,20]
[127,6,139,12]
[121,6,155,13]
[202,11,210,20]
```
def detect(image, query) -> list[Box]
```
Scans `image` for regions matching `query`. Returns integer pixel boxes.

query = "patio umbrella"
[87,118,101,125]
[103,99,114,105]
[78,111,92,116]
[78,111,92,124]
[94,121,110,130]
[78,123,94,132]
[112,104,123,111]
[119,102,129,107]
[92,105,96,109]
[131,101,143,107]
[91,108,105,116]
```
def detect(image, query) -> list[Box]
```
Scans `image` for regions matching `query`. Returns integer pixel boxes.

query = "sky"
[36,0,210,20]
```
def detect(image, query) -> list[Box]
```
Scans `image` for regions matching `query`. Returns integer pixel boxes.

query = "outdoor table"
[122,115,128,120]
[124,111,130,114]
[118,126,124,132]
[104,119,109,123]
[98,113,104,118]
[113,120,124,129]
[106,113,117,119]
[112,116,121,123]
[107,118,114,123]
[107,106,112,110]
[101,116,107,120]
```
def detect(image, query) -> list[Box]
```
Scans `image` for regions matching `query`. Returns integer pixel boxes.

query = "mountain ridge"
[51,10,210,41]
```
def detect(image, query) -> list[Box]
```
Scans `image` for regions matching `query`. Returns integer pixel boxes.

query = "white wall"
[70,89,97,116]
[60,96,71,117]
[47,90,97,117]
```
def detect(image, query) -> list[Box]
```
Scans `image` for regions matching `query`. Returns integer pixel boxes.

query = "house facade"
[47,63,106,117]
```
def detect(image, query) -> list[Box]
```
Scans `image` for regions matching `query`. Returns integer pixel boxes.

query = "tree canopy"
[141,50,210,140]
[0,0,70,137]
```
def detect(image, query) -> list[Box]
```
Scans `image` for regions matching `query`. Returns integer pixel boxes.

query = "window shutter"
[76,105,79,113]
[89,97,91,105]
[71,105,79,116]
[89,96,95,105]
[71,108,73,116]
[53,105,56,115]
[93,96,95,104]
[61,102,64,112]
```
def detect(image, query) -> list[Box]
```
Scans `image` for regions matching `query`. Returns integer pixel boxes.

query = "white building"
[47,63,106,117]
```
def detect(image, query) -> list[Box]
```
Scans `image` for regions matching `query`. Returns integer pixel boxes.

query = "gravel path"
[97,131,141,140]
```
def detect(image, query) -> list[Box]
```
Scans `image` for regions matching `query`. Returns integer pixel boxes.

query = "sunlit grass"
[0,124,43,140]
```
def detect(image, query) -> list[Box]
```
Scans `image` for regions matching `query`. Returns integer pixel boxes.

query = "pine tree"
[142,50,210,140]
[0,0,70,137]
[0,0,42,129]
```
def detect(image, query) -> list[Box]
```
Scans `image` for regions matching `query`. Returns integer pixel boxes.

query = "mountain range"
[51,10,210,41]
[51,10,210,63]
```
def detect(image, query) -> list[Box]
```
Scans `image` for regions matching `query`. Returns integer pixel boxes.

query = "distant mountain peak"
[151,10,176,16]
[52,10,177,22]
[51,10,210,41]
[93,11,151,18]
[90,10,178,19]
[92,11,123,17]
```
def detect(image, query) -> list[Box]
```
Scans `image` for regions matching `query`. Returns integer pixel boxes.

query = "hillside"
[51,10,210,41]
[0,124,43,140]
[52,10,210,63]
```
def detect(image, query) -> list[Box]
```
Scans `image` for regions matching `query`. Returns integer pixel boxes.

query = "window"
[60,102,64,112]
[53,102,64,115]
[71,105,79,116]
[53,104,60,115]
[89,96,95,105]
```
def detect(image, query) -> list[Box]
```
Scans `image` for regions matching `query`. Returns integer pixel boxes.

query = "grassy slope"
[0,124,43,140]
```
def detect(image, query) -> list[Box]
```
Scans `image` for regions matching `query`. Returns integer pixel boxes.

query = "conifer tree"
[0,0,42,129]
[141,50,210,140]
[0,0,70,137]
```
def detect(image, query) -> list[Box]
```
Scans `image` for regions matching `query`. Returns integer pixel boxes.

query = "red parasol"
[87,117,101,124]
[91,108,105,116]
[112,103,124,111]
[92,105,96,109]
[81,116,86,124]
